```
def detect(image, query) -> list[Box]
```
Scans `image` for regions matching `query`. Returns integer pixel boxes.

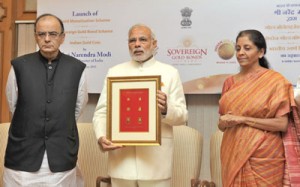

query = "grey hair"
[128,24,156,40]
[34,13,65,33]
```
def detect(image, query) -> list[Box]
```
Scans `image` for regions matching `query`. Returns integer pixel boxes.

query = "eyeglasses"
[35,31,63,39]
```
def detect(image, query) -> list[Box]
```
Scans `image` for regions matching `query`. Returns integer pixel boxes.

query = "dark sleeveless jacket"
[5,51,86,172]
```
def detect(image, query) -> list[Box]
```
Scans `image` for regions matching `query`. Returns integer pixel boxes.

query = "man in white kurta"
[93,24,188,187]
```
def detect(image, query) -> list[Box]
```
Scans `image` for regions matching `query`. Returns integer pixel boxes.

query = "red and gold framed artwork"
[107,75,161,146]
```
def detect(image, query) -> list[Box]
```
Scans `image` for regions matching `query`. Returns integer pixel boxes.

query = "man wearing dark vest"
[4,13,88,187]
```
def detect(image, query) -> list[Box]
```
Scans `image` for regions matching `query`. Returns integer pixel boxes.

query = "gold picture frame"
[107,75,161,146]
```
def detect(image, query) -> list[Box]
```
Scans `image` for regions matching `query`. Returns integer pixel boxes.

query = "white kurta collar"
[132,57,156,68]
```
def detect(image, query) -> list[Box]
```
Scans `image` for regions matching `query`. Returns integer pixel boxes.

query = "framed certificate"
[107,75,161,146]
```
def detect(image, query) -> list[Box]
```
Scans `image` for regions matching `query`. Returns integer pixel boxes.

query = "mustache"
[133,48,144,53]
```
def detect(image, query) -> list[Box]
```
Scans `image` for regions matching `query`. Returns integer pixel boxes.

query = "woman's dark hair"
[34,13,65,33]
[236,29,270,69]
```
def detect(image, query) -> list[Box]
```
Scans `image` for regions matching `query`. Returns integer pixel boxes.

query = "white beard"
[130,48,154,63]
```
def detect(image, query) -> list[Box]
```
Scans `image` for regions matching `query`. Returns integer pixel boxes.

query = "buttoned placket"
[44,61,57,139]
[138,63,144,74]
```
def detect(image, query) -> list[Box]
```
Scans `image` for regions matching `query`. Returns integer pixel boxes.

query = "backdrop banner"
[38,0,300,94]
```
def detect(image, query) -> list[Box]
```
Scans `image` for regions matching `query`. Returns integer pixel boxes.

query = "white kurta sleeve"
[162,69,188,126]
[6,67,18,115]
[75,68,88,121]
[92,73,109,140]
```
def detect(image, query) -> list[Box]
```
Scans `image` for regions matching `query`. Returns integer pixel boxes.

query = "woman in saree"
[218,29,300,186]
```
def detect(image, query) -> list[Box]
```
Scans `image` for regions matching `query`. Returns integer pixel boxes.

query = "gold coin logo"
[217,42,235,60]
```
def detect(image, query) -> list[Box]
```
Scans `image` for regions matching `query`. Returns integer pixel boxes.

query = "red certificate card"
[120,89,149,132]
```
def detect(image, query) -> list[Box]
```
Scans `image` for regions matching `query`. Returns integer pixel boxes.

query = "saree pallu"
[219,69,300,187]
[282,105,300,186]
